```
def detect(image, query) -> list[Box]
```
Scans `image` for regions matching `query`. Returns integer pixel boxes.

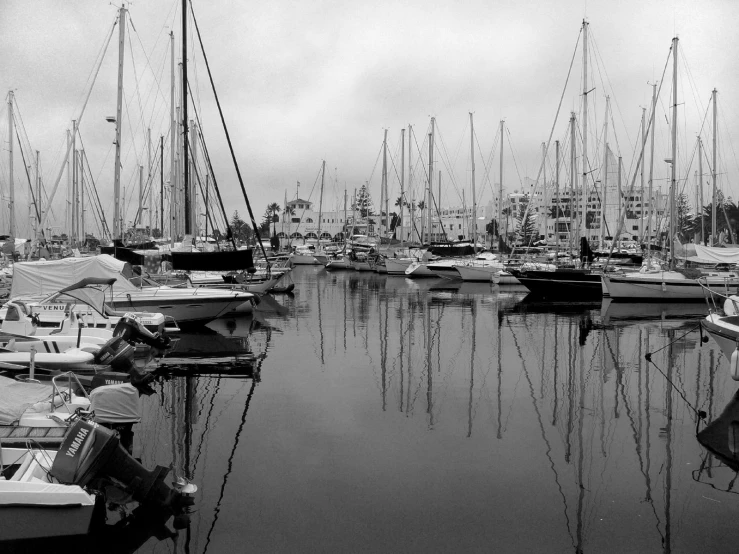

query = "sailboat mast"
[498,120,504,249]
[182,0,190,235]
[400,128,405,248]
[581,20,589,244]
[381,129,388,239]
[699,138,704,244]
[617,156,622,248]
[7,91,14,237]
[647,83,656,260]
[669,37,678,261]
[640,108,646,240]
[160,136,164,236]
[317,160,325,248]
[409,125,414,243]
[712,88,717,245]
[470,113,477,252]
[428,118,435,243]
[555,140,560,257]
[147,128,152,235]
[541,141,546,248]
[569,112,576,255]
[600,97,610,247]
[113,5,126,240]
[170,30,176,245]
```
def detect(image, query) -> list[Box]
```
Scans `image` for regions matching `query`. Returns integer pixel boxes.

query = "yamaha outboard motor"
[113,314,171,350]
[93,336,136,372]
[51,419,196,509]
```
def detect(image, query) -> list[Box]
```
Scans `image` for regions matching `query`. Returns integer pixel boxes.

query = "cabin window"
[5,305,20,321]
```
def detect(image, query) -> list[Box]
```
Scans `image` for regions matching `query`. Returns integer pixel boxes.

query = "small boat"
[703,297,739,369]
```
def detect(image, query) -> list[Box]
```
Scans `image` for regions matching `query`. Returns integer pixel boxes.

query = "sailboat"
[602,43,739,301]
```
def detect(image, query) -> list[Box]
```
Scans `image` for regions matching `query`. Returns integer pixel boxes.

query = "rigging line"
[40,14,117,236]
[510,27,582,258]
[82,157,107,238]
[13,126,40,223]
[193,120,237,249]
[605,43,672,268]
[433,120,464,203]
[589,29,633,155]
[189,0,268,263]
[77,135,112,239]
[128,8,174,111]
[505,127,527,191]
[125,18,150,163]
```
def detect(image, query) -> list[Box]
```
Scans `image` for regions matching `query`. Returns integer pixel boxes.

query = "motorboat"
[10,255,254,326]
[0,373,196,540]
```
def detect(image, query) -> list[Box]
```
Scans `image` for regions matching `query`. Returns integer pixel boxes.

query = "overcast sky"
[1,0,738,237]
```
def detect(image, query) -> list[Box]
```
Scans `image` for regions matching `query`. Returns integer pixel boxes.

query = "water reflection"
[18,267,735,553]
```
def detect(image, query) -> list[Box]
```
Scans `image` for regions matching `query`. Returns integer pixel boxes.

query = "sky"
[1,0,738,238]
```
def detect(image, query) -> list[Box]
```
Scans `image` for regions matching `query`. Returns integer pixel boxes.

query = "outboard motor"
[113,314,171,350]
[51,419,196,510]
[93,336,136,372]
[90,382,141,454]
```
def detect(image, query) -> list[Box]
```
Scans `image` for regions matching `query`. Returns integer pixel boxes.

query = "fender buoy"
[731,346,739,381]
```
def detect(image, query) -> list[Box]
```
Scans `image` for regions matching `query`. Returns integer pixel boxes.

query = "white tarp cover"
[10,255,139,299]
[0,375,52,425]
[673,240,739,264]
[90,383,141,424]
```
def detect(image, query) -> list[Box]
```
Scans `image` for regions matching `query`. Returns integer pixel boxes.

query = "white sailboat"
[602,39,739,301]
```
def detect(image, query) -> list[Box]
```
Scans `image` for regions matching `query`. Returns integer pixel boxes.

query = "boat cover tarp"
[0,375,51,425]
[673,240,739,264]
[11,255,139,299]
[90,383,141,424]
[170,249,254,271]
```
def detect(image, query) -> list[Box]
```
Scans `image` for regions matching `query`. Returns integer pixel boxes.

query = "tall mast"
[581,20,589,243]
[113,4,126,240]
[148,128,152,235]
[160,136,164,236]
[498,120,504,249]
[647,83,657,260]
[35,151,40,239]
[409,124,414,243]
[138,162,143,230]
[640,107,646,240]
[669,37,678,263]
[7,91,14,237]
[600,97,610,247]
[617,156,622,248]
[712,88,718,245]
[569,112,576,255]
[169,31,176,245]
[470,113,477,253]
[555,140,560,257]
[541,141,546,248]
[699,138,704,244]
[381,129,387,239]
[66,129,71,241]
[71,121,77,243]
[191,119,198,237]
[182,0,190,235]
[428,118,435,244]
[80,151,85,242]
[317,160,325,249]
[400,128,405,248]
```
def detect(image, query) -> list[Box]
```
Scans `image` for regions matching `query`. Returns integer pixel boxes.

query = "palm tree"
[268,202,281,236]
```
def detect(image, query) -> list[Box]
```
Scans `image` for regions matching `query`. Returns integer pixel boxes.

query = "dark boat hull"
[512,269,603,299]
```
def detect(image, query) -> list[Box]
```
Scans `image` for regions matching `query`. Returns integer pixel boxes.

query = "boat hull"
[513,270,602,299]
[455,265,500,282]
[602,275,739,301]
[703,314,739,361]
[110,290,251,324]
[385,259,413,275]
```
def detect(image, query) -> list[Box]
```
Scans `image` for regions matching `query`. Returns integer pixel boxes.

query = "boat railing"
[697,277,738,315]
[50,371,89,415]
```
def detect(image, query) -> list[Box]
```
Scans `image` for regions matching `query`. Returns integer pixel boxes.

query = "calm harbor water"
[16,266,739,553]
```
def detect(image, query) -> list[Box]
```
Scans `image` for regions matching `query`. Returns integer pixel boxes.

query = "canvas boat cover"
[673,240,739,265]
[0,375,52,425]
[11,255,139,299]
[90,383,141,424]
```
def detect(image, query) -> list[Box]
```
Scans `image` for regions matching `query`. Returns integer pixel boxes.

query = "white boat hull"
[602,273,739,300]
[385,258,413,275]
